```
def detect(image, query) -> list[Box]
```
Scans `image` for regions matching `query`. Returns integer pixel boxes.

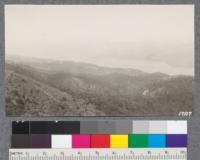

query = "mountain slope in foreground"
[6,64,105,116]
[5,56,194,116]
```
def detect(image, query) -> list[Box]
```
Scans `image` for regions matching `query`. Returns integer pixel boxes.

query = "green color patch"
[128,134,148,148]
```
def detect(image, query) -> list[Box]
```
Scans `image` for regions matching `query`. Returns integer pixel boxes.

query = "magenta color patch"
[72,134,90,148]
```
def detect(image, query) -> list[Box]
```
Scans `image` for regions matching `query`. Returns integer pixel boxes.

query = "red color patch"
[91,134,110,148]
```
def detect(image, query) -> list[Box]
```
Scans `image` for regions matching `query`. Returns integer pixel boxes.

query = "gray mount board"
[0,0,200,160]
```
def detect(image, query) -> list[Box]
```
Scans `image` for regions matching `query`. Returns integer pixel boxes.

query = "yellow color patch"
[110,135,128,148]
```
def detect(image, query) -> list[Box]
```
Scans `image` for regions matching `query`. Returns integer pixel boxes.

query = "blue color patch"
[148,134,166,148]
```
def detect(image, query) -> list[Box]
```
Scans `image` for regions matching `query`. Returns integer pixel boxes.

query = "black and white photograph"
[5,5,194,116]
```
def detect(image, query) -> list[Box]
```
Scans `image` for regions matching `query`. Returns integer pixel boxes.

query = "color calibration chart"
[10,120,187,160]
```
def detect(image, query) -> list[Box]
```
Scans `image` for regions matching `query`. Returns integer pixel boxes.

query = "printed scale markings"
[9,148,187,160]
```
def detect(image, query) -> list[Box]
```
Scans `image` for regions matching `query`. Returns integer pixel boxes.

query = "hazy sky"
[5,5,194,75]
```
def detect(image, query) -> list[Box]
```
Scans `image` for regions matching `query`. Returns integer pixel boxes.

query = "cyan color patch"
[148,134,166,148]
